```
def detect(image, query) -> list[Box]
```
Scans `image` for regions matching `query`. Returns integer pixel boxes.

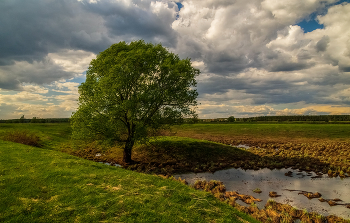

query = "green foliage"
[71,40,199,162]
[228,116,235,122]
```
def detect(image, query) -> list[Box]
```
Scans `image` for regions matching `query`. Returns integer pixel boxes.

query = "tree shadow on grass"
[63,136,347,177]
[129,137,337,176]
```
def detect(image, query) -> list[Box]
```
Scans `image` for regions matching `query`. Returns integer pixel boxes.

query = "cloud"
[82,0,179,46]
[172,0,334,74]
[0,59,73,90]
[197,102,350,118]
[0,0,108,65]
[173,0,350,76]
[261,0,338,24]
[0,91,48,104]
[51,81,80,93]
[47,50,96,74]
[1,0,350,119]
[0,0,179,91]
[1,102,74,119]
[0,80,80,119]
[316,35,330,52]
[171,1,350,114]
[21,84,49,94]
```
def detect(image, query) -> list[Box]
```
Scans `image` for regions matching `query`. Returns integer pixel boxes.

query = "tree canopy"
[71,40,199,164]
[228,116,235,122]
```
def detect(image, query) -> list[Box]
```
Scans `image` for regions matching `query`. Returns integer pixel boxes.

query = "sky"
[1,0,350,119]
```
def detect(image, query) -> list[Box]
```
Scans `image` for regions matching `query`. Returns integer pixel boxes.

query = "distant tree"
[31,117,37,123]
[187,114,199,124]
[71,40,199,164]
[228,116,235,122]
[19,115,25,123]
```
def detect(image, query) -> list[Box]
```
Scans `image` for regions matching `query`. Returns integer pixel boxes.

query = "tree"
[19,115,25,123]
[228,116,235,122]
[31,117,37,123]
[71,40,199,164]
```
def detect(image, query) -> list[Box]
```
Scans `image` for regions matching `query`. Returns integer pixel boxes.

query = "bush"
[228,116,235,122]
[2,130,41,147]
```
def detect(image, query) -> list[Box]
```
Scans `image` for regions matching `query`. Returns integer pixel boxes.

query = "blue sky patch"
[297,0,350,33]
[297,19,324,33]
[176,2,183,11]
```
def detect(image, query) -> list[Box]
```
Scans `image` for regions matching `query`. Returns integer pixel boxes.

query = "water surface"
[175,168,350,219]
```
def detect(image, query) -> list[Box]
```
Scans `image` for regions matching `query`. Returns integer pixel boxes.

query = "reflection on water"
[98,162,122,167]
[175,168,350,219]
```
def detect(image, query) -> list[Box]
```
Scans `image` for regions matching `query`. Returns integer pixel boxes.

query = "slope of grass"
[0,140,259,223]
[135,136,253,163]
[0,123,71,150]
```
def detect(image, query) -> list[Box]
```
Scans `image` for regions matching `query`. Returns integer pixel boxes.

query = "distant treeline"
[0,118,70,123]
[236,115,350,122]
[2,115,350,124]
[196,115,350,123]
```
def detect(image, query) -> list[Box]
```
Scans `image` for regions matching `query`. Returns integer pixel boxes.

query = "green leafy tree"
[71,40,199,164]
[228,116,235,122]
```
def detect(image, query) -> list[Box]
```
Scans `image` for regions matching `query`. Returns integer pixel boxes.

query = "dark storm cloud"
[0,0,177,65]
[0,0,178,90]
[0,77,20,91]
[339,66,350,72]
[0,0,110,65]
[82,0,178,47]
[0,59,73,91]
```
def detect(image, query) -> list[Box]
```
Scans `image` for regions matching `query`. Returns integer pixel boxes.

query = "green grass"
[0,139,259,223]
[136,136,253,163]
[3,122,349,222]
[172,123,350,141]
[0,123,71,148]
[134,136,259,166]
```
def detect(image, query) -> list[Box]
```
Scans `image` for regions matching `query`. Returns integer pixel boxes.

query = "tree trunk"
[123,138,135,164]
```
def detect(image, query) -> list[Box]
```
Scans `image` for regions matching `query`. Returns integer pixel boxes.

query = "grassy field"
[171,123,350,142]
[0,139,259,223]
[0,123,259,222]
[1,122,350,222]
[0,123,71,150]
[168,123,350,176]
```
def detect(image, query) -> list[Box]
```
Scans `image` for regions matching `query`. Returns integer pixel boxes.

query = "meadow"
[170,123,350,176]
[1,122,350,222]
[0,123,257,223]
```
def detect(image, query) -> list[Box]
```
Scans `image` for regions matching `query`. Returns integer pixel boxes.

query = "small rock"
[318,197,326,202]
[269,191,281,197]
[284,171,293,177]
[328,200,337,206]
